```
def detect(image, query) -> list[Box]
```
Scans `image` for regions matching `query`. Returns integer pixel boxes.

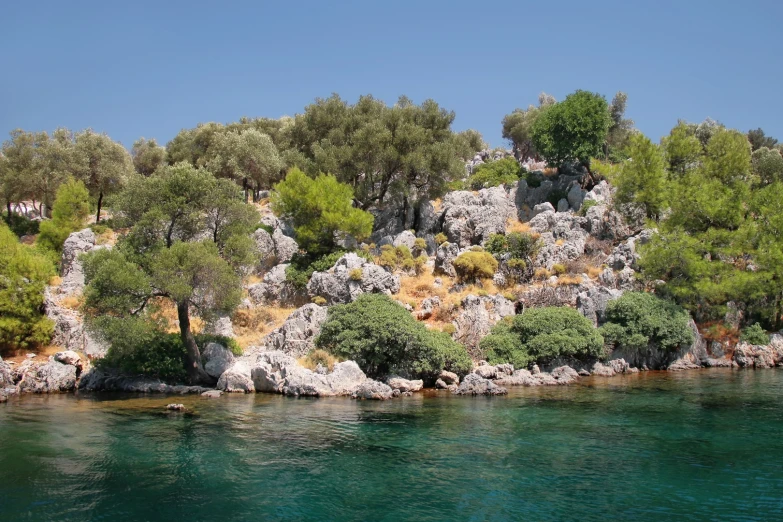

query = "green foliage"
[0,222,55,351]
[485,232,541,261]
[377,244,419,272]
[747,128,778,152]
[740,323,769,345]
[2,213,39,237]
[599,292,694,352]
[606,92,635,160]
[465,157,521,190]
[413,237,427,251]
[501,92,556,158]
[435,232,448,245]
[285,251,349,289]
[751,147,783,186]
[349,268,363,281]
[662,122,703,176]
[271,168,373,256]
[36,178,91,253]
[612,134,668,220]
[316,294,472,378]
[206,128,284,191]
[578,200,598,216]
[481,307,604,367]
[453,251,498,282]
[531,90,612,166]
[551,263,566,275]
[195,333,243,356]
[131,138,166,176]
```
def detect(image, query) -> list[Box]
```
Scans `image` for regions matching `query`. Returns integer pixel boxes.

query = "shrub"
[89,223,110,235]
[377,244,418,272]
[465,157,521,190]
[599,292,694,352]
[36,179,91,254]
[316,294,472,378]
[435,233,448,245]
[286,251,348,289]
[312,296,327,305]
[480,307,604,367]
[740,322,769,345]
[485,232,541,261]
[194,333,243,356]
[349,268,363,281]
[413,237,427,252]
[453,251,498,282]
[2,213,39,237]
[524,170,542,188]
[442,324,456,335]
[578,200,598,216]
[507,258,527,270]
[0,222,55,352]
[552,263,566,275]
[534,267,551,280]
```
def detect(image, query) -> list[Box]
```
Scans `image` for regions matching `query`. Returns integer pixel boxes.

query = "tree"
[531,90,612,167]
[316,293,472,378]
[82,163,258,383]
[751,147,783,186]
[501,93,556,159]
[287,94,475,210]
[747,128,778,152]
[271,167,373,256]
[205,128,284,200]
[0,222,55,351]
[605,91,635,159]
[661,121,702,176]
[612,134,668,220]
[1,130,42,217]
[464,157,521,190]
[73,130,133,222]
[36,178,91,253]
[131,138,166,176]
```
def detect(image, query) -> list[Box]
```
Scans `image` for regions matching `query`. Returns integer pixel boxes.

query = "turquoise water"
[1,369,782,521]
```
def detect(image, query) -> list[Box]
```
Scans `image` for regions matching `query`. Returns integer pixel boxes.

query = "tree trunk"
[177,300,211,384]
[243,178,249,203]
[5,201,11,223]
[96,191,103,223]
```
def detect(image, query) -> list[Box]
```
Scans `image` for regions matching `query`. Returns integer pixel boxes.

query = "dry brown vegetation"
[506,218,533,235]
[232,305,295,349]
[298,349,341,372]
[556,274,583,286]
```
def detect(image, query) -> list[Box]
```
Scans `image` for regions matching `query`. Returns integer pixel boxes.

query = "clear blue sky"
[2,0,781,150]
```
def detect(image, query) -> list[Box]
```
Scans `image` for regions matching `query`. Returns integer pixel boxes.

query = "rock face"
[307,253,400,305]
[577,286,622,326]
[202,343,235,380]
[453,373,508,395]
[440,186,516,247]
[253,227,299,268]
[247,263,307,306]
[78,368,210,394]
[433,241,460,277]
[733,337,783,368]
[0,358,13,389]
[43,229,109,358]
[262,304,328,357]
[452,294,515,356]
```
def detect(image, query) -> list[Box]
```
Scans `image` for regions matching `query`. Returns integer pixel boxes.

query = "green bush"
[465,157,521,190]
[316,294,472,378]
[2,213,39,237]
[453,251,498,282]
[377,244,419,272]
[552,263,566,275]
[435,233,448,245]
[36,179,91,254]
[524,170,542,188]
[740,322,769,345]
[480,307,604,367]
[93,317,188,382]
[285,251,348,289]
[194,333,243,356]
[0,222,55,352]
[599,292,694,352]
[485,232,541,261]
[349,268,363,281]
[413,237,427,252]
[578,199,598,216]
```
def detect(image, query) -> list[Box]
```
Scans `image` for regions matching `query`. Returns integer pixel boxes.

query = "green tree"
[605,91,635,159]
[612,134,668,220]
[73,130,133,222]
[287,94,475,210]
[82,163,257,383]
[36,178,91,253]
[0,222,55,351]
[271,167,373,256]
[661,121,702,176]
[316,293,472,378]
[501,93,556,159]
[747,128,778,151]
[531,90,612,167]
[464,157,521,190]
[751,147,783,186]
[131,137,166,176]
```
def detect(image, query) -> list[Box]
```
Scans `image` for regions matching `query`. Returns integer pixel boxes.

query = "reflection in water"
[1,369,782,521]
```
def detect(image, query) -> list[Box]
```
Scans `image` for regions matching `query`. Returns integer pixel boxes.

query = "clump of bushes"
[377,244,426,273]
[484,232,541,261]
[480,307,605,368]
[546,188,569,208]
[435,233,448,245]
[464,157,522,190]
[316,294,472,378]
[552,263,566,275]
[0,222,55,352]
[453,251,498,282]
[286,250,361,289]
[740,322,769,346]
[599,292,694,352]
[2,213,40,237]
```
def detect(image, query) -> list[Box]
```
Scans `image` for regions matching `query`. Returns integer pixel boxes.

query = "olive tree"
[131,137,166,176]
[73,130,133,222]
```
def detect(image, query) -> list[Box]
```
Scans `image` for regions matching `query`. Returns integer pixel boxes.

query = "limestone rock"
[216,361,255,393]
[441,186,516,248]
[352,380,394,400]
[54,350,82,372]
[453,294,515,357]
[201,390,223,398]
[202,343,235,380]
[577,286,622,326]
[60,228,97,295]
[262,304,328,358]
[433,241,460,277]
[17,359,77,393]
[550,365,579,384]
[307,253,400,305]
[386,376,424,393]
[272,228,298,264]
[438,370,459,385]
[453,373,507,395]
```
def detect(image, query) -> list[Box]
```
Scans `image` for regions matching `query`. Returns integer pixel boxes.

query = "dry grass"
[95,229,117,246]
[555,238,565,246]
[534,267,552,280]
[244,274,264,286]
[1,344,64,363]
[432,198,443,212]
[700,321,740,347]
[543,167,559,177]
[587,266,602,279]
[49,275,63,287]
[233,305,296,349]
[506,218,532,235]
[556,274,583,286]
[59,295,82,310]
[298,349,341,372]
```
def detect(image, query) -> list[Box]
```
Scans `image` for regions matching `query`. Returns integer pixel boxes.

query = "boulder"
[307,253,400,305]
[249,351,368,397]
[577,286,622,326]
[474,365,497,379]
[253,228,277,269]
[733,341,783,368]
[272,229,298,264]
[453,373,507,395]
[204,315,235,338]
[247,264,306,306]
[59,228,97,295]
[262,304,328,358]
[392,230,417,250]
[532,202,555,217]
[438,370,459,385]
[54,350,82,372]
[0,358,13,388]
[386,376,424,393]
[441,186,516,248]
[77,368,209,394]
[202,343,235,380]
[201,390,223,398]
[556,199,570,213]
[550,365,579,384]
[433,241,460,277]
[216,361,255,393]
[352,380,394,400]
[567,183,586,210]
[17,359,77,393]
[452,294,515,357]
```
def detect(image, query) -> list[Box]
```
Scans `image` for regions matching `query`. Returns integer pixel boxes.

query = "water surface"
[1,369,782,521]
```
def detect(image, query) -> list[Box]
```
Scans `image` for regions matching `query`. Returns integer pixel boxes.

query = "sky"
[2,0,781,151]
